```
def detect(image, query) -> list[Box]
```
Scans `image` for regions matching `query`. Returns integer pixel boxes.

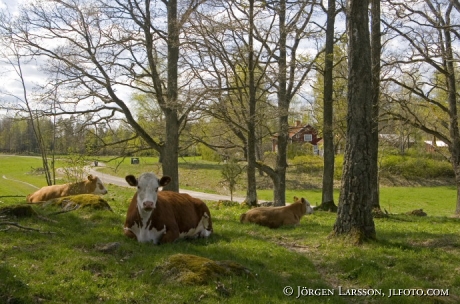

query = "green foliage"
[290,155,324,174]
[221,159,244,201]
[61,152,91,183]
[198,144,222,162]
[380,155,454,179]
[287,143,315,159]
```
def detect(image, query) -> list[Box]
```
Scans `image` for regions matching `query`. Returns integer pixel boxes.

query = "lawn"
[1,155,459,303]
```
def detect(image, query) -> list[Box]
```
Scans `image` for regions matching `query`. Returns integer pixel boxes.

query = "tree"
[369,0,381,210]
[0,21,53,185]
[186,0,276,206]
[253,0,322,206]
[382,0,460,214]
[221,158,244,202]
[332,0,376,243]
[320,0,339,210]
[0,0,206,192]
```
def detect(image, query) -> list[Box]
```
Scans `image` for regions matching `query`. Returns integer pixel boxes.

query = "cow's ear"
[88,175,94,181]
[293,196,299,202]
[159,176,171,187]
[125,175,138,187]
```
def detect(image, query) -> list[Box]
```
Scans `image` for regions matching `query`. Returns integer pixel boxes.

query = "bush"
[287,143,315,159]
[290,155,324,175]
[380,155,454,179]
[197,144,221,162]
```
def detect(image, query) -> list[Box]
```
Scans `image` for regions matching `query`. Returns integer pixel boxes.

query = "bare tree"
[0,18,53,185]
[1,0,206,191]
[382,0,460,214]
[320,0,339,211]
[333,0,376,243]
[254,0,322,206]
[186,0,275,206]
[188,0,322,206]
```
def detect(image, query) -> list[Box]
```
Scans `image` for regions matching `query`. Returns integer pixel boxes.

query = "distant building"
[272,121,322,154]
[424,139,448,153]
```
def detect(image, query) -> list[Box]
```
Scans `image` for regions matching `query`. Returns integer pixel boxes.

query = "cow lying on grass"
[124,173,213,244]
[26,175,108,203]
[240,197,313,229]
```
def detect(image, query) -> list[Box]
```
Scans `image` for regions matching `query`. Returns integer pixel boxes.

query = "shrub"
[197,144,221,162]
[380,155,454,179]
[290,155,324,175]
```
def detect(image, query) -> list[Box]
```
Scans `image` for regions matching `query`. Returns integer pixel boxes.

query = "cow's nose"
[143,201,154,210]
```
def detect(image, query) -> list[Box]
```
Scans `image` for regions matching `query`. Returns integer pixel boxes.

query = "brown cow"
[26,175,108,203]
[240,196,313,229]
[124,173,213,244]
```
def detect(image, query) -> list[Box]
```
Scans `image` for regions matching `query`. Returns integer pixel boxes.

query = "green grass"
[1,155,460,303]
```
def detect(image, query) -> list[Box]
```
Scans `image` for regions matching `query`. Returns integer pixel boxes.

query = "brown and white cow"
[124,173,213,244]
[240,196,313,229]
[26,175,108,203]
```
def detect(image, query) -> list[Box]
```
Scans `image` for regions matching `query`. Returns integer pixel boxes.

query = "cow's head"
[294,196,314,215]
[125,173,171,211]
[88,175,108,195]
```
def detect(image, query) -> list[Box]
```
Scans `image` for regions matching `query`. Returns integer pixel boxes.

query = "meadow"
[0,154,459,303]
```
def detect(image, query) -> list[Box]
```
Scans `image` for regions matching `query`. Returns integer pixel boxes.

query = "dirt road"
[89,167,246,203]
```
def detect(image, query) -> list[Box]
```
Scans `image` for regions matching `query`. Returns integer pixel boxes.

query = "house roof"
[289,124,314,139]
[272,121,318,140]
[424,140,448,147]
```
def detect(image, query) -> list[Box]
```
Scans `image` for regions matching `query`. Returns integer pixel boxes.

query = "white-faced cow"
[26,175,108,203]
[240,196,313,229]
[124,173,213,244]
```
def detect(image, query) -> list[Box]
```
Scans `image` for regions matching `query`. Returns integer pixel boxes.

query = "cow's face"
[302,198,314,215]
[88,175,108,195]
[295,196,314,215]
[125,173,171,212]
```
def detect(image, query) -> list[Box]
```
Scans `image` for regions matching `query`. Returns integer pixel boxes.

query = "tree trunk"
[246,0,258,206]
[443,12,460,214]
[161,0,180,192]
[370,0,381,210]
[321,0,337,209]
[333,0,376,243]
[274,0,288,207]
[162,110,180,192]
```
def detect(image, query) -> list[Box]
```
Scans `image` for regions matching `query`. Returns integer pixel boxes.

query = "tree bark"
[443,6,460,214]
[333,0,376,243]
[161,0,180,191]
[321,0,337,209]
[370,0,381,210]
[274,0,288,207]
[246,0,258,206]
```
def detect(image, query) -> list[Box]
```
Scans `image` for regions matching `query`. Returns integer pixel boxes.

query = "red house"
[272,121,322,153]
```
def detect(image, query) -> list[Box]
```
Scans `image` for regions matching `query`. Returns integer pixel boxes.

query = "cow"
[240,196,313,229]
[26,175,108,203]
[124,172,213,244]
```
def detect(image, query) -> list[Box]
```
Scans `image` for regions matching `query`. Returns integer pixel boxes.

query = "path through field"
[89,166,247,203]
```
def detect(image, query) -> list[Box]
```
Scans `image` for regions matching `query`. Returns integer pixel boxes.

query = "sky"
[0,0,47,113]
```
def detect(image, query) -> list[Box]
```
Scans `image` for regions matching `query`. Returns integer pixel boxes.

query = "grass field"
[1,155,459,303]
